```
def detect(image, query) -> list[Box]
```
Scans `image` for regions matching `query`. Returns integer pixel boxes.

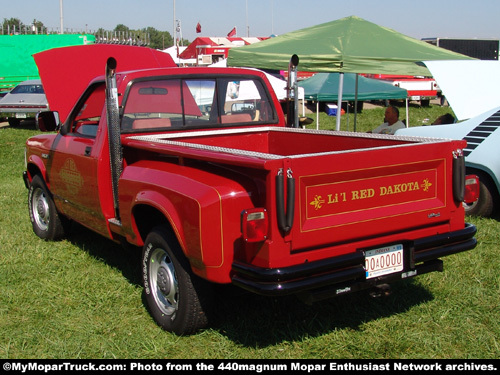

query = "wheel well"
[27,163,43,182]
[132,204,173,243]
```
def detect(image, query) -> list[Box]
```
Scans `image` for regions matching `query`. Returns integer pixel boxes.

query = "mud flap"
[276,168,295,234]
[453,150,465,203]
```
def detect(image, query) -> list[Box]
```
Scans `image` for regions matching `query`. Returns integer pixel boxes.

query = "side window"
[184,80,217,126]
[71,83,105,137]
[220,79,274,124]
[122,79,186,130]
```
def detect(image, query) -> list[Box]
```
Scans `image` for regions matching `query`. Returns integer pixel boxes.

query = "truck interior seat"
[220,113,252,124]
[132,118,172,129]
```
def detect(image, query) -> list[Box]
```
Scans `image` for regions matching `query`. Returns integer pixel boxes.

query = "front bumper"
[231,223,477,302]
[0,111,38,119]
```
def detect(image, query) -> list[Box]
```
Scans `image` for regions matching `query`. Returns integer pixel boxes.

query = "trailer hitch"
[276,168,295,233]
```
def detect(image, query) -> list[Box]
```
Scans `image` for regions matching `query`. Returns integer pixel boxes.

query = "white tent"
[161,46,195,65]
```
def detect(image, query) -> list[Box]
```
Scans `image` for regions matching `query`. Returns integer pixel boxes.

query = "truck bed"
[125,127,465,255]
[125,126,445,162]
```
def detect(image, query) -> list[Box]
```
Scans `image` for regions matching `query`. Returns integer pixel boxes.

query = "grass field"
[0,103,499,359]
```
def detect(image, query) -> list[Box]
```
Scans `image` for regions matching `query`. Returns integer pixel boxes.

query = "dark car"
[0,79,49,126]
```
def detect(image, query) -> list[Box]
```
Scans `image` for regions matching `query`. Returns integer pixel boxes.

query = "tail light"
[464,175,480,204]
[241,208,268,243]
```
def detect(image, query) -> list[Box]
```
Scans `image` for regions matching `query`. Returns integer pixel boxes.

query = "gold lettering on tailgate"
[351,188,375,200]
[379,181,420,196]
[308,177,435,214]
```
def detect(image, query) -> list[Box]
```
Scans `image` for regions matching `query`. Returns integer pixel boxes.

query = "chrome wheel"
[142,227,212,334]
[28,175,67,240]
[149,247,179,316]
[31,187,50,232]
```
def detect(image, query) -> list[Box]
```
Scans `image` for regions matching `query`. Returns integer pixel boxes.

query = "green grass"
[0,108,499,359]
[301,100,455,132]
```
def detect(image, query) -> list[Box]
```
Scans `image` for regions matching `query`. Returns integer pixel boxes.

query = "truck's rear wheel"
[142,227,211,335]
[28,175,67,240]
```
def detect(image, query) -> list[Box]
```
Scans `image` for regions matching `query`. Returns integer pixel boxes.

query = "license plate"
[410,95,421,101]
[15,113,27,118]
[365,244,404,279]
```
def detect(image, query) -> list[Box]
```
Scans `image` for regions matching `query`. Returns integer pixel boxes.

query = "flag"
[196,22,201,33]
[227,27,236,37]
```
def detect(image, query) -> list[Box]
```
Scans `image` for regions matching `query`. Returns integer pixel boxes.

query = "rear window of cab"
[120,76,277,132]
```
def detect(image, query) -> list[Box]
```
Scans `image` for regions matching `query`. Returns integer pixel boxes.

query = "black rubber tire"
[28,175,67,240]
[142,227,212,335]
[463,176,495,217]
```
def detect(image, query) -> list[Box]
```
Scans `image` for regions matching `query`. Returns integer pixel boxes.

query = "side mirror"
[36,111,60,132]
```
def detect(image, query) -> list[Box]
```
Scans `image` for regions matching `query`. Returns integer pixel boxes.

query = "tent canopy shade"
[227,16,473,76]
[227,15,473,130]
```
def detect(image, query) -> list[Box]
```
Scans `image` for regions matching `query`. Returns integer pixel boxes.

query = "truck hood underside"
[33,44,177,123]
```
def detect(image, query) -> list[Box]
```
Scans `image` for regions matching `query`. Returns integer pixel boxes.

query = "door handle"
[84,146,92,156]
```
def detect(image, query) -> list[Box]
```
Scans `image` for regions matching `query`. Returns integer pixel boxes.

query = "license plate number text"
[365,244,404,279]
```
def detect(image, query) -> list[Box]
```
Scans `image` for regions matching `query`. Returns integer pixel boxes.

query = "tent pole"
[406,98,409,127]
[346,99,350,131]
[316,101,319,130]
[336,72,344,131]
[354,74,359,132]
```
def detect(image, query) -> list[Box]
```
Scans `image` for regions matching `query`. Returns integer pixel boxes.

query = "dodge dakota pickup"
[23,45,477,335]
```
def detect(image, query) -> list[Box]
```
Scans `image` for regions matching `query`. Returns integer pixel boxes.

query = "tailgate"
[289,139,463,252]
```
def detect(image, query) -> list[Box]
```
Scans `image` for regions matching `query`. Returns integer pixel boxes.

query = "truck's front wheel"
[142,227,211,335]
[28,175,67,240]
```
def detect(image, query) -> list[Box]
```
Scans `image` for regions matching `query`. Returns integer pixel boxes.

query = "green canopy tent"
[299,72,408,129]
[227,15,472,130]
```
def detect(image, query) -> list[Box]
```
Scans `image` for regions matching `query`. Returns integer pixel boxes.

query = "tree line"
[1,18,190,50]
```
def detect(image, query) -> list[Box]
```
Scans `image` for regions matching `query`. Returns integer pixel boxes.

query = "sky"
[1,0,499,43]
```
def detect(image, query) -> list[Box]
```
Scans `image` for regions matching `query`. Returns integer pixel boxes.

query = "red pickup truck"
[24,45,477,335]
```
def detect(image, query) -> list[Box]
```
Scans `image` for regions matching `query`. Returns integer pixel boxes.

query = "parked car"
[396,105,500,217]
[0,79,48,126]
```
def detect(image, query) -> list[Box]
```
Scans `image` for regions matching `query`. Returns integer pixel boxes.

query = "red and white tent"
[179,37,268,60]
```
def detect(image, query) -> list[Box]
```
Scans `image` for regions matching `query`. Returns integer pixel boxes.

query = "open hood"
[424,60,500,121]
[34,44,176,123]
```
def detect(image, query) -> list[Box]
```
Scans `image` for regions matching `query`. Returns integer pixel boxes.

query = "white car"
[397,106,500,217]
[0,79,49,126]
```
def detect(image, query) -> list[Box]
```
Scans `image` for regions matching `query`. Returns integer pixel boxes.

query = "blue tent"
[299,72,407,101]
[299,73,408,129]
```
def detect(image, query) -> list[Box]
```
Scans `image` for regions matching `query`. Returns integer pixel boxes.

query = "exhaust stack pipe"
[105,57,122,221]
[286,54,299,128]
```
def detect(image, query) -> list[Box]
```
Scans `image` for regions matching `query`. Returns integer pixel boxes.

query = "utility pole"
[173,0,176,47]
[271,0,274,35]
[59,0,64,34]
[246,0,249,37]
